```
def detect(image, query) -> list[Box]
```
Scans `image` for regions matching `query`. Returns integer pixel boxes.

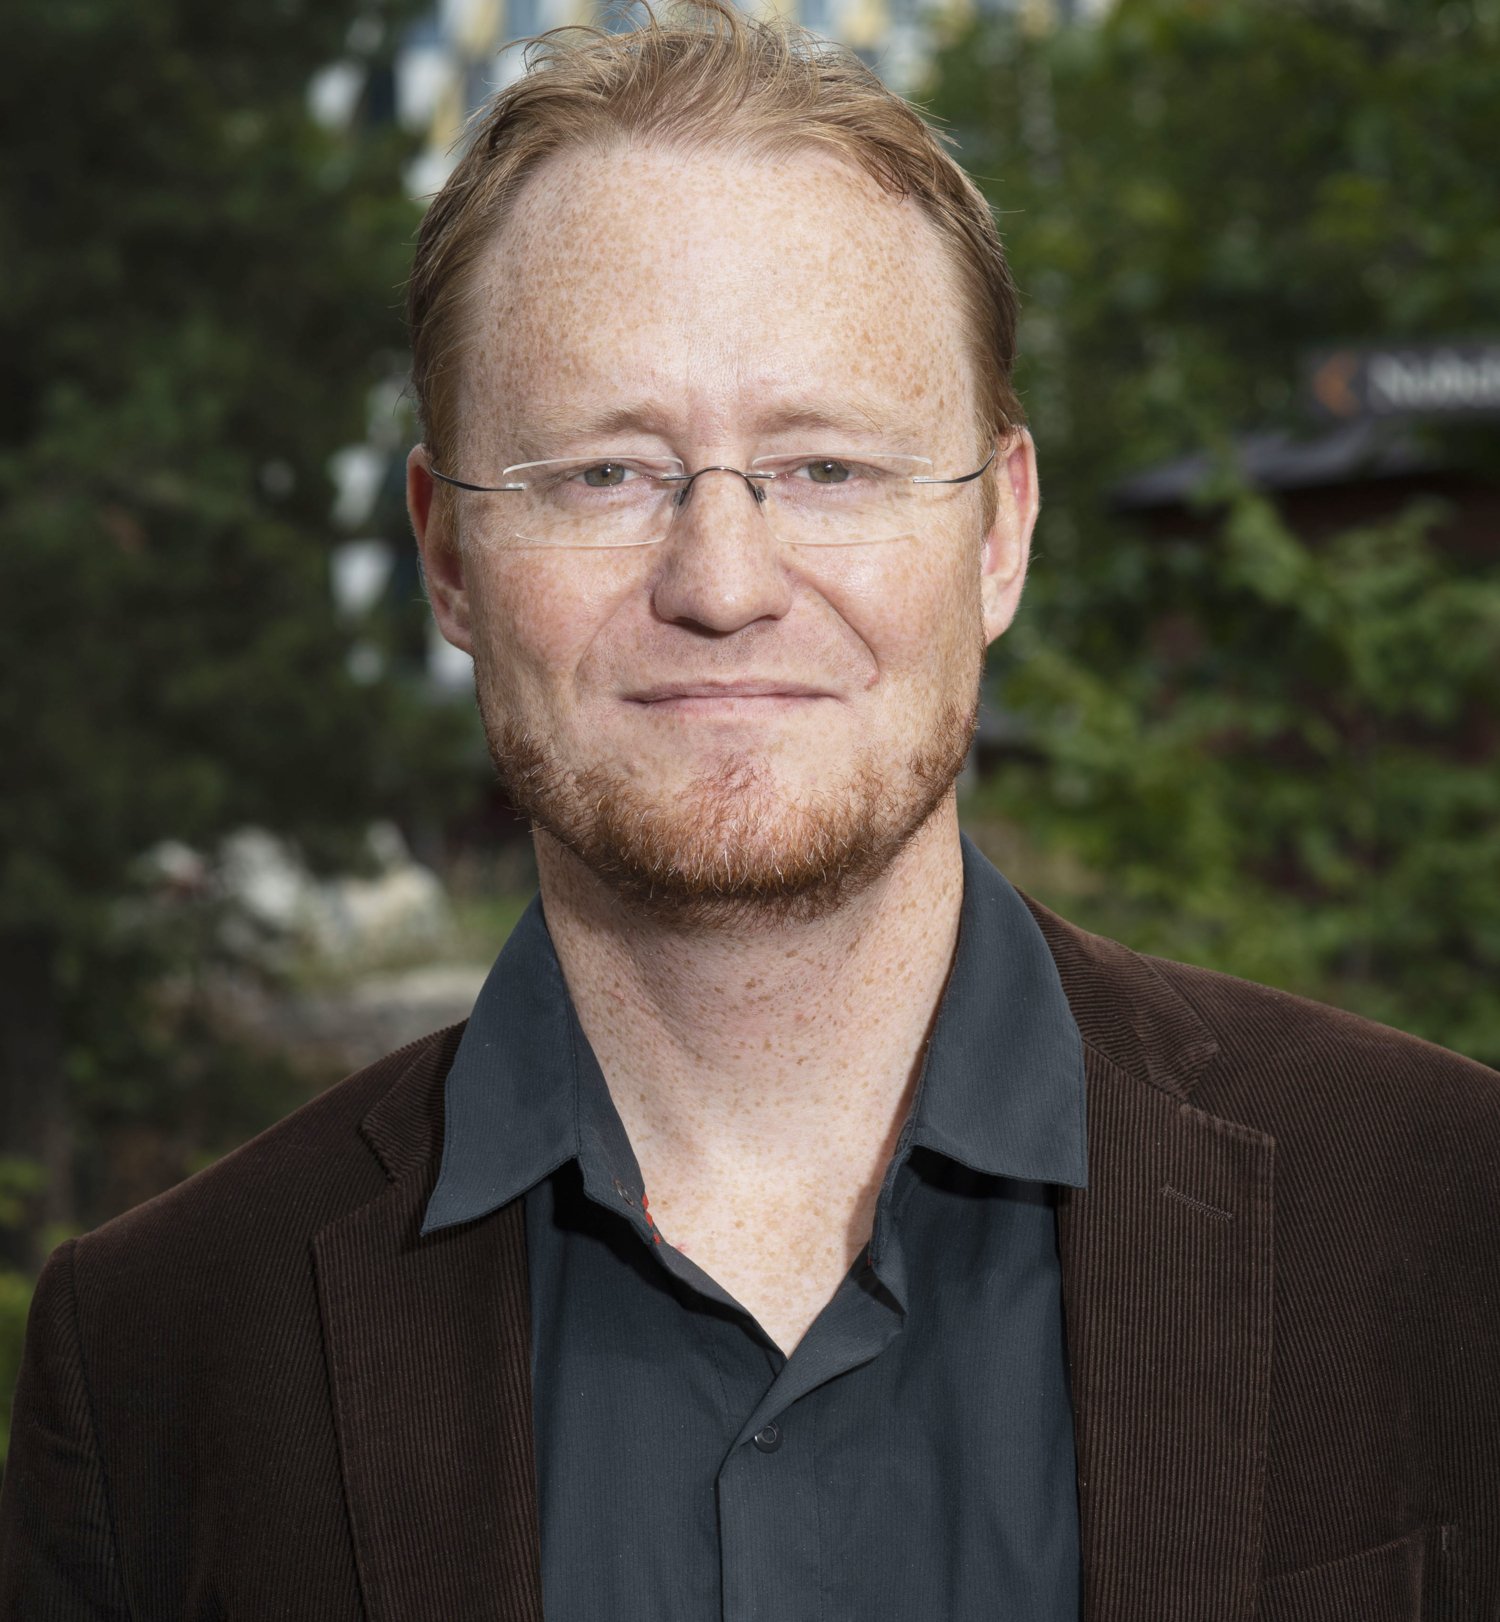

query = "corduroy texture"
[1029,903,1494,1622]
[2,898,1496,1621]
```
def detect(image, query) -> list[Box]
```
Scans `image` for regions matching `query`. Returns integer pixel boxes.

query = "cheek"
[467,546,641,696]
[797,539,980,689]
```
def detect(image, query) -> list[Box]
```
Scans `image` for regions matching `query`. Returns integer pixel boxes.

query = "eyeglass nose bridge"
[662,465,773,511]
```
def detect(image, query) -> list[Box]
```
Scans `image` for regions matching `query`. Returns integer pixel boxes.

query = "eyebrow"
[513,392,912,454]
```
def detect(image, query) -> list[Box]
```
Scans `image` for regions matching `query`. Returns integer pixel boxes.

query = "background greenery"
[931,0,1500,1062]
[3,0,1499,1462]
[0,0,479,1457]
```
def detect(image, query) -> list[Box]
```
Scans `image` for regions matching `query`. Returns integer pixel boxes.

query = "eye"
[580,462,632,488]
[804,459,853,485]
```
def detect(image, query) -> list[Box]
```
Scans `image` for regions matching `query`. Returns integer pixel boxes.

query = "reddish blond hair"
[407,0,1023,467]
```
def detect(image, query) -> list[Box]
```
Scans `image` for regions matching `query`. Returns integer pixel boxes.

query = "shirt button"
[752,1423,783,1454]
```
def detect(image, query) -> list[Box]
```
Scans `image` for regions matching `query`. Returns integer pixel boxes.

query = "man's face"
[410,140,1037,921]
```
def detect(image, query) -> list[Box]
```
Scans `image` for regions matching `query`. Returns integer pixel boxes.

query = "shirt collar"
[421,833,1086,1237]
[904,834,1088,1188]
[420,897,580,1235]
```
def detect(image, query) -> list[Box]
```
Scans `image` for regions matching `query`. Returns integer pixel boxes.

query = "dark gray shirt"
[422,835,1088,1621]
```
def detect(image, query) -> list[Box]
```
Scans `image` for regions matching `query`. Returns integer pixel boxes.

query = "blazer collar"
[1018,891,1220,1100]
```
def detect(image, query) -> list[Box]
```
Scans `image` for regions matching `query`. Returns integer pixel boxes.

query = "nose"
[649,466,794,635]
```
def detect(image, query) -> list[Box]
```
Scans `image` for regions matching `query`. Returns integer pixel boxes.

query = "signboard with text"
[1305,341,1500,420]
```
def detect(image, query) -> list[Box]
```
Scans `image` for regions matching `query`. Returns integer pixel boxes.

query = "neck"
[533,802,966,1187]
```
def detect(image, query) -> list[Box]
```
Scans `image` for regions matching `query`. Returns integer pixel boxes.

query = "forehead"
[457,140,975,447]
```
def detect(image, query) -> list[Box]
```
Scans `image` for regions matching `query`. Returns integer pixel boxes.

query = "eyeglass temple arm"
[910,446,997,486]
[428,468,525,493]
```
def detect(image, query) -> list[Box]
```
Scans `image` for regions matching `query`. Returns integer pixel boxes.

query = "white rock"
[216,827,317,935]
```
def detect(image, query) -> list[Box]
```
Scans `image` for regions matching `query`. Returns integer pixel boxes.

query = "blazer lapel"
[312,1038,545,1622]
[1027,901,1276,1622]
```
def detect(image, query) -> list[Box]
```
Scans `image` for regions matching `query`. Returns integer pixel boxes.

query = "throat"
[645,1178,883,1358]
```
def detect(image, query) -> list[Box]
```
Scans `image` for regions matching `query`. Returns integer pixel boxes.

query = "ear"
[980,428,1039,648]
[407,444,474,655]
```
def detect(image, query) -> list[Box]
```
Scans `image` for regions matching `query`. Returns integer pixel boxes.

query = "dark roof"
[1110,419,1446,511]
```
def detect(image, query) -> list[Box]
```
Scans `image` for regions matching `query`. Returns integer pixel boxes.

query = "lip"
[627,680,835,703]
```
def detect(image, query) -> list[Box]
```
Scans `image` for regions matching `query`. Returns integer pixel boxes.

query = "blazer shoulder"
[1142,951,1500,1220]
[67,1022,466,1284]
[1022,889,1498,1151]
[1150,949,1500,1103]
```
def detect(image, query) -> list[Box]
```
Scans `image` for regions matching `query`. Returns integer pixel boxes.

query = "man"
[3,3,1497,1617]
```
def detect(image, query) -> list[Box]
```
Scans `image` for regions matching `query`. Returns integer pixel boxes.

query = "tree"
[928,0,1500,1061]
[0,0,475,1276]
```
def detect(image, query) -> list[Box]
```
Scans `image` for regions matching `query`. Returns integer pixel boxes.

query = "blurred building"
[386,0,1109,197]
[1112,418,1500,568]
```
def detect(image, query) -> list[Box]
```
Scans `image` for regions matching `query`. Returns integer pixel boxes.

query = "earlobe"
[407,444,475,655]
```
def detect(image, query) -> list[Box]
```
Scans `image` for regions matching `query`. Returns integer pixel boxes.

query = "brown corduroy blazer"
[2,896,1497,1621]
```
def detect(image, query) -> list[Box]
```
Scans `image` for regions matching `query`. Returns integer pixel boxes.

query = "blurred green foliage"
[0,1270,32,1470]
[931,0,1500,1063]
[2,0,473,940]
[0,1161,50,1467]
[0,0,479,1308]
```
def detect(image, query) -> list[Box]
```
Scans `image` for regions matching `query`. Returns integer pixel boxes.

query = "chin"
[482,695,979,928]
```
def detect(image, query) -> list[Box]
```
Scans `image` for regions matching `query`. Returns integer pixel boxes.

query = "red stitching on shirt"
[641,1190,663,1245]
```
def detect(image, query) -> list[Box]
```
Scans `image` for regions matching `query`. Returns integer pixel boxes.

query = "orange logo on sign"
[1311,350,1360,417]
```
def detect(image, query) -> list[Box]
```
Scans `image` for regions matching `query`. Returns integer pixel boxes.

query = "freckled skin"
[410,141,1039,1354]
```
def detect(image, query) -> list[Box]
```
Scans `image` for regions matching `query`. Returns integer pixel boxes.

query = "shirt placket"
[711,1165,919,1622]
[574,1035,924,1622]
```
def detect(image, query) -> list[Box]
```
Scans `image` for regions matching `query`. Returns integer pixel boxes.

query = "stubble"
[477,673,981,929]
